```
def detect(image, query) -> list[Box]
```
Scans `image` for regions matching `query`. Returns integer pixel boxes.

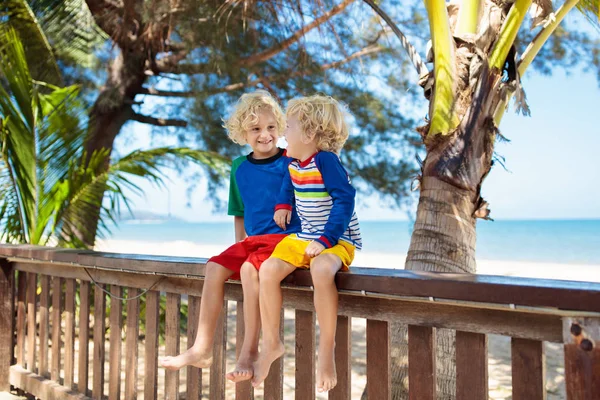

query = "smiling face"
[245,109,280,159]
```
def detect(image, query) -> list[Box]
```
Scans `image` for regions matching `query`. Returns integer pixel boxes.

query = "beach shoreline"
[95,238,600,282]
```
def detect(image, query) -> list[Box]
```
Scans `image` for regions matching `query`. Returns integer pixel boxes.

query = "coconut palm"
[0,26,228,247]
[362,0,599,397]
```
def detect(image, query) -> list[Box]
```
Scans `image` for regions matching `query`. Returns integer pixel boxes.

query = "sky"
[115,68,600,223]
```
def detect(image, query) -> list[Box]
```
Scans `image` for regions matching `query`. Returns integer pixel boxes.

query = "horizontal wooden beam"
[12,261,564,342]
[3,243,600,314]
[10,365,91,400]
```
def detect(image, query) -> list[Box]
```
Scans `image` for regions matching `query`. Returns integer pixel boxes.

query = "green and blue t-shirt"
[228,148,300,236]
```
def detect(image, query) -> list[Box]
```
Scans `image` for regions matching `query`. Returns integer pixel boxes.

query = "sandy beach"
[94,239,600,399]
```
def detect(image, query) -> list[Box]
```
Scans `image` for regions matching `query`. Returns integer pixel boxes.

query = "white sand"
[95,238,600,282]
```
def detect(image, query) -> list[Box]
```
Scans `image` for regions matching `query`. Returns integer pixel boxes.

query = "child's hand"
[274,209,291,229]
[305,241,325,257]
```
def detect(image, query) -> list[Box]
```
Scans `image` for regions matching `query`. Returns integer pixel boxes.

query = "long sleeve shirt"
[277,151,362,249]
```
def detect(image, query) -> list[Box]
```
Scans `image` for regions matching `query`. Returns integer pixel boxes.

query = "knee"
[310,259,337,285]
[258,258,281,283]
[240,262,258,281]
[205,261,230,282]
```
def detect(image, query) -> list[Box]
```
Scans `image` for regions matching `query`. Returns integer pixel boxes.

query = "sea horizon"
[105,218,600,266]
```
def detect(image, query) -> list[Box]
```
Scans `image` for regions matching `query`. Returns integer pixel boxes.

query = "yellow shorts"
[270,234,355,271]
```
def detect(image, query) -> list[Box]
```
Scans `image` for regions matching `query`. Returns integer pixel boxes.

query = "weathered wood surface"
[144,291,160,400]
[3,245,600,313]
[511,338,546,400]
[367,320,390,400]
[329,315,351,400]
[295,310,315,400]
[26,273,36,372]
[0,261,14,392]
[186,295,202,400]
[563,317,600,399]
[64,279,76,389]
[77,281,90,396]
[10,365,91,400]
[108,285,123,400]
[408,325,435,400]
[456,331,488,400]
[39,275,50,379]
[164,293,181,400]
[124,288,140,400]
[10,261,566,343]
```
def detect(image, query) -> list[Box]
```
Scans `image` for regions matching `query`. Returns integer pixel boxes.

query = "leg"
[159,261,234,370]
[227,262,261,383]
[311,254,342,393]
[251,258,296,387]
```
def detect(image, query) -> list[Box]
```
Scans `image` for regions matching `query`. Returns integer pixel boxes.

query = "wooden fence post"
[0,259,14,391]
[563,317,600,399]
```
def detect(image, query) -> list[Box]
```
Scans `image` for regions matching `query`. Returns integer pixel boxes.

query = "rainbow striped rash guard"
[276,151,362,250]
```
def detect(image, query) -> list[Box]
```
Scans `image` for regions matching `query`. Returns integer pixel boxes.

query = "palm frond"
[424,0,460,138]
[576,0,600,29]
[54,147,229,248]
[489,0,533,69]
[0,26,39,242]
[0,0,62,84]
[31,0,108,67]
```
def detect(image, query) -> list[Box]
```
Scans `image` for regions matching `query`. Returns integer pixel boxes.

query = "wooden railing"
[0,244,599,399]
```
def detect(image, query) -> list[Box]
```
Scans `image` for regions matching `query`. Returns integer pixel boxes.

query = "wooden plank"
[39,275,50,378]
[52,277,63,382]
[64,279,76,389]
[92,284,106,400]
[78,280,90,396]
[8,247,600,314]
[12,262,566,342]
[456,331,488,400]
[26,272,37,373]
[0,261,14,392]
[235,301,252,400]
[562,317,600,399]
[210,301,227,400]
[144,291,160,400]
[295,310,315,400]
[329,316,351,400]
[511,338,546,400]
[10,365,92,400]
[124,288,140,400]
[264,310,284,400]
[16,271,26,367]
[108,285,123,400]
[367,320,390,400]
[186,295,201,400]
[165,293,181,400]
[408,325,435,400]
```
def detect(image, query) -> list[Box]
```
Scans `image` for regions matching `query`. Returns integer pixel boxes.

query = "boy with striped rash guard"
[252,95,361,393]
[159,90,300,384]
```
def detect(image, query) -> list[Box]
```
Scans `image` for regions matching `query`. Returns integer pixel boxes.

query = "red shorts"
[208,234,288,280]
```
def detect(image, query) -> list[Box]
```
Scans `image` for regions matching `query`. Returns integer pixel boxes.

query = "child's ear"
[301,131,316,144]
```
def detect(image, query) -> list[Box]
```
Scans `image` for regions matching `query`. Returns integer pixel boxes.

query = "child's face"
[245,109,279,159]
[284,113,309,160]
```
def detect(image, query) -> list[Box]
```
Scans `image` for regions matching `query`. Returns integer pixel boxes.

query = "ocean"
[106,219,600,265]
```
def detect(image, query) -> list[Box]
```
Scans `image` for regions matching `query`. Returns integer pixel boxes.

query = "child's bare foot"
[251,342,285,387]
[226,354,257,383]
[159,348,213,370]
[316,349,337,393]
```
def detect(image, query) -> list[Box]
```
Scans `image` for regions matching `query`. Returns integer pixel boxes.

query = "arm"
[274,162,294,229]
[314,152,355,248]
[234,216,247,242]
[228,157,245,240]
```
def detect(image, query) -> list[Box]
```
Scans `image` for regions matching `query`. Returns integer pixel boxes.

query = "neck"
[297,146,319,163]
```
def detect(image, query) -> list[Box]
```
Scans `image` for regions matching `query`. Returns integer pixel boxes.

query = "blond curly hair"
[286,95,350,154]
[223,90,286,145]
